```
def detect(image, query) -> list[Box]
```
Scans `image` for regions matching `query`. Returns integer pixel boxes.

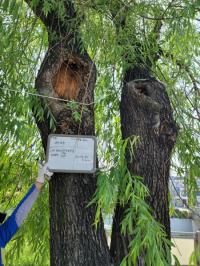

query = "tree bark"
[26,1,111,265]
[110,66,178,265]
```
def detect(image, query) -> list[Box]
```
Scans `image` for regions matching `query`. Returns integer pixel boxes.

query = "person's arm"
[0,163,53,248]
[0,184,40,247]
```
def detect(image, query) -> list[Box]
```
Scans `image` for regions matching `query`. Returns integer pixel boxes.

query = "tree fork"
[26,1,111,265]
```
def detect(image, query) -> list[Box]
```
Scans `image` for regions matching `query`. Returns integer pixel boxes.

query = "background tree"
[81,1,200,264]
[108,3,178,265]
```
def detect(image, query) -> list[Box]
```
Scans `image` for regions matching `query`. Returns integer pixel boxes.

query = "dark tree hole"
[136,86,149,96]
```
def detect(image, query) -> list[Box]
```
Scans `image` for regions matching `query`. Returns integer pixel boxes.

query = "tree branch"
[25,0,80,45]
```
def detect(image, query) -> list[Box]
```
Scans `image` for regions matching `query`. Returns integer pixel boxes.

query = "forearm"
[15,184,40,227]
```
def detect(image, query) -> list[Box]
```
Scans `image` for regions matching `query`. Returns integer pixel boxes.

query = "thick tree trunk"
[26,1,111,265]
[42,49,110,266]
[110,66,178,265]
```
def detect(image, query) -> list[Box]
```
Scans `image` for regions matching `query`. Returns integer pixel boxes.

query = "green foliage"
[189,248,200,266]
[0,0,199,265]
[0,140,48,266]
[92,137,171,266]
[43,100,57,132]
[0,1,49,265]
[120,174,171,266]
[66,100,88,123]
[171,209,192,219]
[173,254,181,266]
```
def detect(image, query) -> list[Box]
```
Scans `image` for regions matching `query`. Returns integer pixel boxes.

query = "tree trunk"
[26,1,111,265]
[110,66,178,265]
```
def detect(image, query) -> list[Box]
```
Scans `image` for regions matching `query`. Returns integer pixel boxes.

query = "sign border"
[46,134,97,174]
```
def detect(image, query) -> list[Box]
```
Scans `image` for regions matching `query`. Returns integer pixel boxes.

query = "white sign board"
[46,135,96,173]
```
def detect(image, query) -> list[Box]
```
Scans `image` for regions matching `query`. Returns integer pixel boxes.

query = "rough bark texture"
[26,1,111,265]
[110,67,178,265]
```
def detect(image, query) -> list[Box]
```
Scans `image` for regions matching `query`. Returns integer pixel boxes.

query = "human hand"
[36,162,53,184]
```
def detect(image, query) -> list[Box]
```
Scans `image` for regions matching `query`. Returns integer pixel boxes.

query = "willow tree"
[80,1,200,265]
[0,0,200,266]
[20,0,111,265]
[108,4,179,264]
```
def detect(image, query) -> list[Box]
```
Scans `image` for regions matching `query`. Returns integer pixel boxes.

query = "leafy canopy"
[0,0,199,265]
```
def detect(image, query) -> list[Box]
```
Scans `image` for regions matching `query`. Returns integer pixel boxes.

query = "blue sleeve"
[0,184,37,248]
